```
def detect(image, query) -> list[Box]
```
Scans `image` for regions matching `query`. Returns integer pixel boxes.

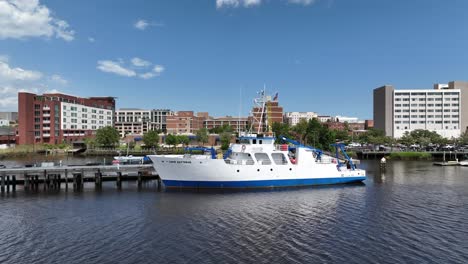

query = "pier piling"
[6,175,10,193]
[12,175,16,192]
[65,169,68,191]
[137,171,142,188]
[1,174,5,193]
[116,172,122,189]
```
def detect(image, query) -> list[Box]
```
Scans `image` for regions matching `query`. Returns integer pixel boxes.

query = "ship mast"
[249,86,272,135]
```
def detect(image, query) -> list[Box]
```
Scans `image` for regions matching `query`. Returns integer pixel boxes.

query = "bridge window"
[272,153,288,165]
[254,153,272,165]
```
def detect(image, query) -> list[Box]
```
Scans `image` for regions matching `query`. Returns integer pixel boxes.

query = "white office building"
[374,81,468,138]
[61,102,113,131]
[114,108,173,137]
[284,112,318,126]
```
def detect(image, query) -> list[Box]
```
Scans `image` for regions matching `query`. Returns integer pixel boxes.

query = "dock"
[0,164,161,193]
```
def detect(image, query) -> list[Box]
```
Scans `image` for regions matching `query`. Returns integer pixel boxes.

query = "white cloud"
[217,0,318,8]
[97,60,136,77]
[153,65,165,74]
[131,57,151,67]
[134,19,164,30]
[216,0,261,8]
[88,37,95,43]
[139,65,165,79]
[139,72,156,80]
[50,74,67,85]
[44,88,61,93]
[134,19,149,30]
[98,58,164,79]
[0,0,75,41]
[0,58,67,110]
[287,0,316,5]
[0,54,9,62]
[0,60,42,81]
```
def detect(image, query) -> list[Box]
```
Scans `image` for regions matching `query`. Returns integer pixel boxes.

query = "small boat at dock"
[433,161,459,166]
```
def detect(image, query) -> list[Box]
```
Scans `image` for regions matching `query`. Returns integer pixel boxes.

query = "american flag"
[273,92,278,101]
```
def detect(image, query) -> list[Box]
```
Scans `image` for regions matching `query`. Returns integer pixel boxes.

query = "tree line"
[86,120,468,151]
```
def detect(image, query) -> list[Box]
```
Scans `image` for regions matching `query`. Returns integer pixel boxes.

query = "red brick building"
[166,111,209,134]
[251,100,284,133]
[365,120,374,130]
[18,92,115,145]
[325,121,365,132]
[204,116,249,132]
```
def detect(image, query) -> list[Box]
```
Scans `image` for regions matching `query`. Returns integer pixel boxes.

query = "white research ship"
[148,90,366,189]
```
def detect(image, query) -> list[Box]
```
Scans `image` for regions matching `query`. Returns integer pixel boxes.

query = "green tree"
[177,135,190,146]
[399,131,415,146]
[143,130,159,149]
[459,130,468,145]
[334,129,350,142]
[292,119,309,144]
[196,128,209,145]
[209,124,233,134]
[165,134,178,148]
[84,137,96,149]
[95,126,120,147]
[220,132,232,151]
[272,122,291,142]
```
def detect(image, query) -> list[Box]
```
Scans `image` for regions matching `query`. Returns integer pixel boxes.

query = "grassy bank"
[387,152,432,160]
[0,145,44,158]
[0,144,72,159]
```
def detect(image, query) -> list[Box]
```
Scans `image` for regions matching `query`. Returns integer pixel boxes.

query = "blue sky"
[1,0,468,119]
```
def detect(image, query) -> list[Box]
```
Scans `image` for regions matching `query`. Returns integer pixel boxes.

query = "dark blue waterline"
[163,176,366,189]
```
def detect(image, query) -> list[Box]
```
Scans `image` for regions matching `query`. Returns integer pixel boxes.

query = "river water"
[0,159,467,264]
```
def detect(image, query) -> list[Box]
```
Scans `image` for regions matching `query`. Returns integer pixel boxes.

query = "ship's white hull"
[148,155,366,189]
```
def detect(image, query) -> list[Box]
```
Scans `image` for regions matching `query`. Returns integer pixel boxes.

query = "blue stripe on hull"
[162,177,366,189]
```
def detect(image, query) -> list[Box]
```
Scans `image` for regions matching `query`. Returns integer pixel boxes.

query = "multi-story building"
[18,92,115,145]
[204,116,249,132]
[251,99,283,133]
[283,112,318,126]
[114,108,173,137]
[374,81,468,138]
[332,115,359,123]
[317,116,332,123]
[325,121,365,131]
[166,111,209,134]
[0,112,18,122]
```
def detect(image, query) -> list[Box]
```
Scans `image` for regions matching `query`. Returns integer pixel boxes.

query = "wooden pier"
[0,164,161,193]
